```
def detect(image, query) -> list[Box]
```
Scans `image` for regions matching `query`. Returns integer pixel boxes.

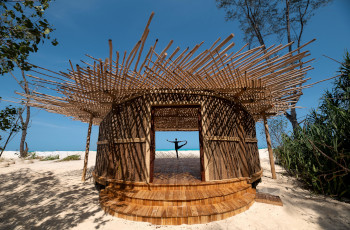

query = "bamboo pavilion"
[17,13,315,225]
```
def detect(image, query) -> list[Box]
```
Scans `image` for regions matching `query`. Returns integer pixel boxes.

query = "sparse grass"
[26,152,43,160]
[40,155,60,161]
[0,158,16,166]
[59,155,81,161]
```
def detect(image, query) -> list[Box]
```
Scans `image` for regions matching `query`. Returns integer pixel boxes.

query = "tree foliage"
[0,104,19,133]
[216,0,332,47]
[216,0,278,48]
[0,101,21,154]
[275,51,350,198]
[0,0,57,75]
[216,0,333,132]
[274,0,333,49]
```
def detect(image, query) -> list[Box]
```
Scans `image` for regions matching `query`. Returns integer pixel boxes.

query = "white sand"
[0,149,349,230]
[1,150,96,159]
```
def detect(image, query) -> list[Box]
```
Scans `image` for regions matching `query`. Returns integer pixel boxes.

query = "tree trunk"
[285,0,292,52]
[296,0,310,62]
[263,114,277,179]
[284,0,299,132]
[0,129,15,157]
[285,106,299,132]
[286,1,310,133]
[243,0,266,49]
[0,113,21,157]
[19,70,30,158]
[82,115,93,181]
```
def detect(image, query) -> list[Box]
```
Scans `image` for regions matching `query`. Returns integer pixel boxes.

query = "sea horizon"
[2,147,267,152]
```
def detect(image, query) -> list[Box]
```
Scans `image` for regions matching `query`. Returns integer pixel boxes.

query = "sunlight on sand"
[0,149,349,230]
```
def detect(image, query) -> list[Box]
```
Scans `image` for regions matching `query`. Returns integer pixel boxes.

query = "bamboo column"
[263,114,277,179]
[82,115,93,181]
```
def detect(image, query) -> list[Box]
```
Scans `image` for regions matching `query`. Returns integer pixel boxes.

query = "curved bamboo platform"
[96,175,256,225]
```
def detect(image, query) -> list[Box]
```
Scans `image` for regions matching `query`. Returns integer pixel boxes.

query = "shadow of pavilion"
[0,167,102,230]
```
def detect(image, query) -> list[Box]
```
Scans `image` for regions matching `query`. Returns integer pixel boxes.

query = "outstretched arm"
[166,139,175,143]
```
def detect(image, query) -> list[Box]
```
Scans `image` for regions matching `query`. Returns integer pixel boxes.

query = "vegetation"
[59,155,81,161]
[0,104,21,157]
[259,115,289,149]
[0,0,57,75]
[15,70,31,157]
[275,52,350,198]
[1,0,58,157]
[25,151,41,159]
[216,0,333,132]
[40,155,59,161]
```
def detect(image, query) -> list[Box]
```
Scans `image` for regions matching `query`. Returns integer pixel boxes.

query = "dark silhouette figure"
[166,138,187,159]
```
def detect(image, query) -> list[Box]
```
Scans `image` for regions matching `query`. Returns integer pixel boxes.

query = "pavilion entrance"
[150,105,205,183]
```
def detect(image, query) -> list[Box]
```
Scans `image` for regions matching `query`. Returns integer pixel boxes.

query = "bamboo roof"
[17,13,315,125]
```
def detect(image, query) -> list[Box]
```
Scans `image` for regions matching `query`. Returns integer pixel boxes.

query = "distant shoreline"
[2,147,267,153]
[156,149,199,151]
[1,148,268,159]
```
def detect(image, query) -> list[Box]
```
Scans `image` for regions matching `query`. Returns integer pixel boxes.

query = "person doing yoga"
[166,138,187,159]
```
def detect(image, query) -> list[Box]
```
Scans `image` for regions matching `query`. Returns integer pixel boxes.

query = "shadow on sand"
[0,167,105,230]
[260,165,350,230]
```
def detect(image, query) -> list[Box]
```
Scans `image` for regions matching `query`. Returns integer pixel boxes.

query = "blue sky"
[156,132,199,150]
[0,0,349,151]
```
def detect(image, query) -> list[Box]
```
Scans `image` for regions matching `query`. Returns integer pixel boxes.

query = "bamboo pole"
[82,115,93,182]
[13,16,314,124]
[263,113,277,179]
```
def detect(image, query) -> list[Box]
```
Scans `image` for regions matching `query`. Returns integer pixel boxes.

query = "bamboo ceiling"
[17,12,315,125]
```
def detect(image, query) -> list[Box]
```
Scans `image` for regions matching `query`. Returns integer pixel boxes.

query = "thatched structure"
[17,13,314,224]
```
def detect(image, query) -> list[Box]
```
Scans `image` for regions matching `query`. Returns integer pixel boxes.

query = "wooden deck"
[98,177,256,225]
[153,157,201,184]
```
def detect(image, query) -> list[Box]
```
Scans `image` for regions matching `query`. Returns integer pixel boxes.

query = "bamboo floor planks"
[98,179,256,225]
[153,158,202,184]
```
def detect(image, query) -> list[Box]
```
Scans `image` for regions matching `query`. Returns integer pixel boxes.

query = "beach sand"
[0,149,349,230]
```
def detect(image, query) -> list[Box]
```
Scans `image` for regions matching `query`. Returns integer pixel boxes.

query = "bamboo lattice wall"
[94,93,261,182]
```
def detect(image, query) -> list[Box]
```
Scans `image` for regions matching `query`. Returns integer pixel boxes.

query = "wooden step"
[93,171,249,190]
[107,181,249,191]
[96,175,256,225]
[104,184,252,206]
[255,192,283,206]
[99,192,255,225]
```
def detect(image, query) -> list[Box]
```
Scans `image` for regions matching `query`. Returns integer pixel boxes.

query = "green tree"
[0,102,21,157]
[11,70,31,157]
[1,0,57,157]
[216,0,333,132]
[0,0,58,75]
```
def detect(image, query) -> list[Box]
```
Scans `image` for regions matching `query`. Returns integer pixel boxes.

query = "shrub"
[26,152,43,160]
[60,155,81,161]
[275,51,350,198]
[40,155,59,161]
